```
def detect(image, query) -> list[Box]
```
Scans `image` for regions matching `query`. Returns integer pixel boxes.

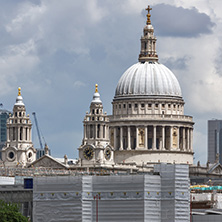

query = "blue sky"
[0,0,222,165]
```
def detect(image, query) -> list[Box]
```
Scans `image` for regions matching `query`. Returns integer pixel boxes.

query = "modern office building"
[208,120,222,164]
[0,108,11,159]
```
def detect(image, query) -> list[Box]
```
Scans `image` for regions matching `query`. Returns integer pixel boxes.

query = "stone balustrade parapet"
[109,114,193,122]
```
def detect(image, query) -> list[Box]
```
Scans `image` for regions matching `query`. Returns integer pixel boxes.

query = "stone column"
[120,127,123,150]
[99,124,103,139]
[190,128,193,151]
[182,128,185,151]
[187,128,190,151]
[152,126,156,150]
[7,127,9,142]
[152,104,154,114]
[29,128,32,141]
[162,126,165,150]
[22,127,25,141]
[145,126,148,149]
[136,127,139,149]
[114,127,117,150]
[106,125,109,139]
[84,124,87,140]
[177,127,180,150]
[95,125,97,139]
[127,126,131,150]
[169,126,173,150]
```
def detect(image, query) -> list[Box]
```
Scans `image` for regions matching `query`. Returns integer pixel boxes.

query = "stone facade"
[1,88,36,167]
[78,85,114,167]
[78,7,194,169]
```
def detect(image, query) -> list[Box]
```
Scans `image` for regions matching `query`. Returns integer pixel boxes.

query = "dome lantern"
[15,87,25,106]
[139,5,158,63]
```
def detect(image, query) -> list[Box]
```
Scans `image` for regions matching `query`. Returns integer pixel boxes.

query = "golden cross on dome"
[95,84,98,93]
[18,87,21,96]
[145,5,152,25]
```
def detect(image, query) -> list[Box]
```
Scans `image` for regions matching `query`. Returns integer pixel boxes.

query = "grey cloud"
[143,4,215,37]
[215,47,222,77]
[161,56,190,70]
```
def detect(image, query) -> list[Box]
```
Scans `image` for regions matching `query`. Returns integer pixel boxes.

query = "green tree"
[0,200,28,222]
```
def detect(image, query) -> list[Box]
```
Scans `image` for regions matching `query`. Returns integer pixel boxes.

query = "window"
[96,109,99,114]
[135,104,138,108]
[15,112,17,117]
[8,151,14,159]
[162,104,165,108]
[128,104,131,108]
[155,104,158,108]
[173,104,176,109]
[168,104,171,108]
[92,109,94,114]
[141,103,145,108]
[19,112,21,117]
[148,104,152,108]
[123,104,126,108]
[119,104,121,109]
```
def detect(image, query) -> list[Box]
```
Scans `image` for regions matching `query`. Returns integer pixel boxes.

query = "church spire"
[138,5,158,63]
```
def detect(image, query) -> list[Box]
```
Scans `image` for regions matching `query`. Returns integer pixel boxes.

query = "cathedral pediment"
[30,155,68,169]
[208,163,222,174]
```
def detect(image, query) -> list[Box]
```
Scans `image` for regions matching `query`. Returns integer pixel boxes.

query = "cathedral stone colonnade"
[110,124,193,152]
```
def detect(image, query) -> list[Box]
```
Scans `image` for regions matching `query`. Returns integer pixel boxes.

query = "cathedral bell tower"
[78,84,114,166]
[1,88,36,167]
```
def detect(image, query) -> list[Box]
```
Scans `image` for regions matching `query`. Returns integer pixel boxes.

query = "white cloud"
[73,81,87,89]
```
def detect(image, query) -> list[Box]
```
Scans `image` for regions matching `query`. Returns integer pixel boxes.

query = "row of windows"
[9,119,29,124]
[12,127,29,141]
[116,103,182,110]
[86,116,106,121]
[92,109,102,115]
[14,112,25,117]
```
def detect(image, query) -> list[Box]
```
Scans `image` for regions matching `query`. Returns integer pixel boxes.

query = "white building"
[78,6,194,169]
[1,88,36,167]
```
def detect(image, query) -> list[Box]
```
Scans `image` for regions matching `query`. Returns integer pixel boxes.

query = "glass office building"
[0,108,11,159]
[208,120,222,164]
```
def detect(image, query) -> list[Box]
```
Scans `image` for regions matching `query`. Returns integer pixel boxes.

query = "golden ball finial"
[145,5,152,25]
[18,87,21,96]
[95,84,98,93]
